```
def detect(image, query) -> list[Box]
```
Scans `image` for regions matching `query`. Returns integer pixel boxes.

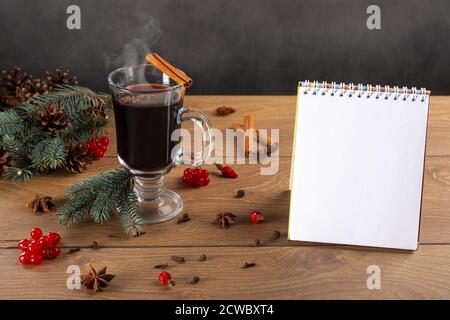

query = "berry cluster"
[18,228,61,265]
[181,168,210,187]
[87,135,109,159]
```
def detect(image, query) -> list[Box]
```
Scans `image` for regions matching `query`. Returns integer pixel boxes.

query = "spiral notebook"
[288,81,430,250]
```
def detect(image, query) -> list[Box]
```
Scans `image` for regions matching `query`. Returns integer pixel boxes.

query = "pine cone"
[0,147,12,177]
[65,143,93,173]
[36,102,69,135]
[0,67,32,109]
[46,67,78,89]
[0,67,49,109]
[16,78,49,102]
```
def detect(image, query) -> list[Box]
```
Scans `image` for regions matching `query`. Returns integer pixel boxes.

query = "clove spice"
[177,213,191,224]
[253,239,261,247]
[242,262,256,269]
[271,231,281,240]
[154,263,169,269]
[235,189,245,198]
[171,255,186,263]
[190,276,200,284]
[66,248,81,254]
[198,254,207,261]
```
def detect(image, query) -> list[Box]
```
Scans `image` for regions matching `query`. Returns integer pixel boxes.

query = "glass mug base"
[136,189,183,224]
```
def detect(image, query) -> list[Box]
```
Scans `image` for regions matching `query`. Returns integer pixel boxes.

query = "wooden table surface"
[1,96,449,300]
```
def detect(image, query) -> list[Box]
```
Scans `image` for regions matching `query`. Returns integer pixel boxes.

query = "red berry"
[28,241,42,255]
[216,164,238,178]
[181,175,190,184]
[95,137,101,145]
[18,239,31,251]
[87,140,95,150]
[30,228,42,240]
[224,166,238,178]
[19,251,32,265]
[46,247,61,259]
[249,211,264,224]
[158,271,172,285]
[93,148,103,159]
[29,254,43,266]
[100,136,109,146]
[98,144,107,152]
[200,169,209,179]
[196,177,206,187]
[37,236,50,249]
[46,232,61,246]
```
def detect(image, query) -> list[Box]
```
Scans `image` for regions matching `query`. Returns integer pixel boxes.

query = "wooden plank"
[1,156,450,246]
[0,245,448,299]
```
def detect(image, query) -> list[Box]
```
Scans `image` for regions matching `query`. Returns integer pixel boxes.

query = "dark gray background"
[1,0,449,94]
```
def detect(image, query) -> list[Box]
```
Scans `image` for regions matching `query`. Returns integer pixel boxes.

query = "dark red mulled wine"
[113,84,183,172]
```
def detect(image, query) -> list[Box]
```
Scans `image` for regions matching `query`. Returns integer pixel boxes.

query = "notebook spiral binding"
[300,81,430,103]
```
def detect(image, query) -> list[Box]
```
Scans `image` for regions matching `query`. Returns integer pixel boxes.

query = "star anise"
[81,265,115,293]
[26,195,54,214]
[212,212,236,228]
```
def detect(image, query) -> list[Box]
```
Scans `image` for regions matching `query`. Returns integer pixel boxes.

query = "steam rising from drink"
[104,17,162,69]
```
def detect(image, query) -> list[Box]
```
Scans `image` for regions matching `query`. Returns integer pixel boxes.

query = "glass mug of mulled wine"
[108,64,213,223]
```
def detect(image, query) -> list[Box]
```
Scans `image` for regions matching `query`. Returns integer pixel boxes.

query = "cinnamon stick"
[244,114,256,156]
[257,129,273,154]
[232,121,273,153]
[146,53,193,87]
[231,123,244,130]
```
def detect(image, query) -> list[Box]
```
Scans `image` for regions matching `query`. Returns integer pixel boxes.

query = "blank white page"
[288,85,429,250]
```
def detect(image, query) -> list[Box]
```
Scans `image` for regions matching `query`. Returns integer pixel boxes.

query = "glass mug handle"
[173,107,213,167]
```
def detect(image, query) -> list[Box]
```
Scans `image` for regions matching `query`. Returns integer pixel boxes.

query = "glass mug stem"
[133,174,165,201]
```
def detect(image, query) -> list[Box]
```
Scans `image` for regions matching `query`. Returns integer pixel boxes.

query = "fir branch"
[61,110,108,143]
[2,85,111,183]
[117,189,144,237]
[0,109,24,136]
[1,134,22,160]
[30,141,48,172]
[3,167,33,183]
[29,85,110,117]
[42,137,66,169]
[58,169,143,237]
[0,138,31,169]
[31,137,66,172]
